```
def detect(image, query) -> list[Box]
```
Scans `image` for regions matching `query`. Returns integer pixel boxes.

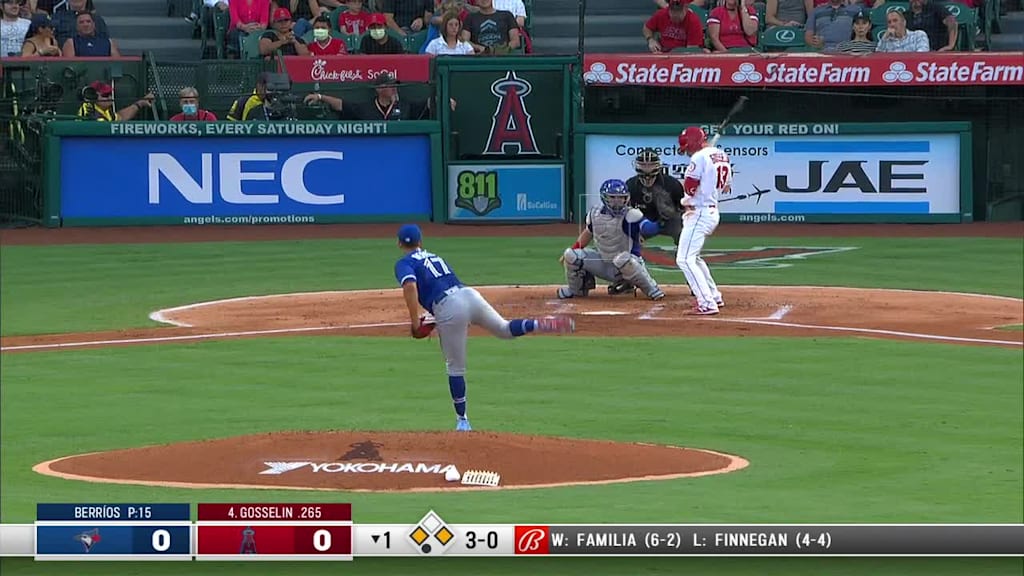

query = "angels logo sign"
[484,71,540,155]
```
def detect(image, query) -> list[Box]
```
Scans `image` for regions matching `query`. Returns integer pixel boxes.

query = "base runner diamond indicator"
[408,511,457,556]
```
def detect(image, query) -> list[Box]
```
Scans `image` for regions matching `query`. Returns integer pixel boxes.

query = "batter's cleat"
[690,304,720,316]
[538,315,575,334]
[456,417,472,431]
[607,280,635,295]
[715,298,725,308]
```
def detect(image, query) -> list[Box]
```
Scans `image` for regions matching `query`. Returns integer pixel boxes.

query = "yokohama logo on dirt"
[581,53,1024,87]
[260,461,457,475]
[515,526,550,554]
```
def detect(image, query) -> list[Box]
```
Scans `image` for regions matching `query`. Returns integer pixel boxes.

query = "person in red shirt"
[337,0,374,34]
[169,87,218,122]
[707,0,759,51]
[643,0,706,53]
[307,14,348,54]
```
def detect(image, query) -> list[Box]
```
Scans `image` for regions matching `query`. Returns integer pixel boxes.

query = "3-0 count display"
[464,530,499,549]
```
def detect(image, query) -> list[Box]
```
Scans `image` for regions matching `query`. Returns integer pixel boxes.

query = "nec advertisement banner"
[59,135,432,224]
[447,164,565,221]
[584,132,962,222]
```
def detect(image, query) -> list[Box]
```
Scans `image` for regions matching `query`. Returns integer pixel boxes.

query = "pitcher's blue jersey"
[394,248,464,313]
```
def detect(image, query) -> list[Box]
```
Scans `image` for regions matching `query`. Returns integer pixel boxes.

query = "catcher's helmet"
[599,178,629,216]
[633,148,662,187]
[679,126,707,156]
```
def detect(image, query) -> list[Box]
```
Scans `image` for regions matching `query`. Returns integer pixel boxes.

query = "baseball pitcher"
[626,148,685,245]
[395,224,575,431]
[556,179,665,301]
[677,127,727,315]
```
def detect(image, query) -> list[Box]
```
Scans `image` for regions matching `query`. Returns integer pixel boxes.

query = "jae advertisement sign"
[59,135,432,224]
[584,129,965,223]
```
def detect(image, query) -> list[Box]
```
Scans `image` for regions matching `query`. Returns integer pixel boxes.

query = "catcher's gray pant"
[431,286,513,377]
[561,248,662,298]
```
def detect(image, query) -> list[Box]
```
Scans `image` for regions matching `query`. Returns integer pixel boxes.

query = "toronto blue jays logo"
[73,529,102,552]
[483,71,539,156]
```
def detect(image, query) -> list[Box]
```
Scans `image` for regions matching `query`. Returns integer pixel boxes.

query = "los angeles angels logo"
[483,71,539,155]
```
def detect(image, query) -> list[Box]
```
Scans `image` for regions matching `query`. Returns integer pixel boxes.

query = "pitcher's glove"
[411,314,436,339]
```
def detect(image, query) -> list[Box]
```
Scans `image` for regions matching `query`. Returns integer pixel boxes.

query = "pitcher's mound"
[35,431,748,492]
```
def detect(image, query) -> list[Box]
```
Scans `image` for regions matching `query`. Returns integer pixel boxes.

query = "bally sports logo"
[515,526,550,554]
[260,461,459,475]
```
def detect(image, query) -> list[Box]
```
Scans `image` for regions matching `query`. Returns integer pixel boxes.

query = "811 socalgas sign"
[58,134,433,222]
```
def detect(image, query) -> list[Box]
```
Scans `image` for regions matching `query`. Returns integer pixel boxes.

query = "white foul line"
[716,318,1023,347]
[2,325,350,352]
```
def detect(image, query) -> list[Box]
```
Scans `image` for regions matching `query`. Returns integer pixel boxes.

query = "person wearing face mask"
[625,148,685,246]
[359,12,405,54]
[169,87,218,122]
[306,14,347,55]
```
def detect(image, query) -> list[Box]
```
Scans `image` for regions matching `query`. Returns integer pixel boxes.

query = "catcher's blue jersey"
[394,248,464,313]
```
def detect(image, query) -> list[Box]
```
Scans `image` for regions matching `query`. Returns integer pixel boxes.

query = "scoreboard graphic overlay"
[1,504,1022,559]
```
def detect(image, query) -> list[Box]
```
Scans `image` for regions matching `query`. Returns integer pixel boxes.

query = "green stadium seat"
[870,2,909,28]
[329,6,350,32]
[756,1,766,32]
[759,25,805,51]
[689,5,709,26]
[726,46,757,53]
[344,32,363,53]
[403,29,428,53]
[241,32,263,59]
[212,8,230,59]
[944,3,978,50]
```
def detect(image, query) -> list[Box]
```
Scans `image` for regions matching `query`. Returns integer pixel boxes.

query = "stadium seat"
[241,32,263,59]
[329,5,350,32]
[944,4,978,50]
[344,32,363,53]
[759,25,805,51]
[757,2,766,33]
[870,2,910,28]
[726,46,758,52]
[690,5,709,26]
[403,29,429,53]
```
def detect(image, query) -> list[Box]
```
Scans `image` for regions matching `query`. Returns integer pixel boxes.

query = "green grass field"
[1,232,1022,575]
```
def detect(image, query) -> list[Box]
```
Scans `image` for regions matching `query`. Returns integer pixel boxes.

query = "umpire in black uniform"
[626,148,684,245]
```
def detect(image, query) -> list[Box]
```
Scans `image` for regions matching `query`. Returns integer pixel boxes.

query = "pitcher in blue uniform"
[394,224,575,431]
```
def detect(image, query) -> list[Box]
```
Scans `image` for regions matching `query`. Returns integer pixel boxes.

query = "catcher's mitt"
[411,314,436,339]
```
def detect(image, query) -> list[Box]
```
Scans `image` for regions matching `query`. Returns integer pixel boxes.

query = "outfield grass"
[1,235,1021,575]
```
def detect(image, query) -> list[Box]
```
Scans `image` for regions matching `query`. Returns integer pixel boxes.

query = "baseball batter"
[556,179,665,301]
[394,224,575,431]
[626,148,685,245]
[677,127,727,315]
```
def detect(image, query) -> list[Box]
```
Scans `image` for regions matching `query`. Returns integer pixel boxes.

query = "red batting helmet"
[679,126,707,155]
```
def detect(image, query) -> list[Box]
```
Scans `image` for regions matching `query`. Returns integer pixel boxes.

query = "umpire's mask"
[634,149,662,188]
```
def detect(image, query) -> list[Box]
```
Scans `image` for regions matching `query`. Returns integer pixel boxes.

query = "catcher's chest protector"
[589,207,630,261]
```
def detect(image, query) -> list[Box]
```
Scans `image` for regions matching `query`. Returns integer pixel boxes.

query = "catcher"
[626,148,685,244]
[556,179,665,301]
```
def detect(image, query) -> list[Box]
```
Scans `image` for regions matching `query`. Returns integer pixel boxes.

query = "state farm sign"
[582,53,1024,88]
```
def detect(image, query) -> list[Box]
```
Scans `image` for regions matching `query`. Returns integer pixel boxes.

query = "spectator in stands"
[380,0,432,35]
[77,80,153,121]
[170,87,218,121]
[707,0,759,51]
[227,71,276,120]
[228,0,271,58]
[313,0,344,18]
[430,0,468,28]
[1,0,31,58]
[653,0,706,7]
[804,0,861,51]
[643,0,706,53]
[765,0,812,28]
[304,71,455,120]
[307,13,348,53]
[20,13,61,56]
[260,6,310,55]
[52,0,106,46]
[360,12,405,52]
[905,0,957,51]
[425,10,474,53]
[63,11,119,55]
[876,8,930,51]
[338,0,373,34]
[274,0,315,39]
[462,0,519,53]
[835,8,875,53]
[31,0,94,14]
[492,0,525,28]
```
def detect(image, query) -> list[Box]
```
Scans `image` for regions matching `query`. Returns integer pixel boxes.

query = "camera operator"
[304,72,455,121]
[77,80,154,121]
[227,72,301,121]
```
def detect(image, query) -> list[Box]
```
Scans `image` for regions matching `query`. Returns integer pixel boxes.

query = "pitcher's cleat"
[538,315,575,334]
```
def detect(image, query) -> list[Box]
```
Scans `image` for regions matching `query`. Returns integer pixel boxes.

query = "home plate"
[580,310,628,316]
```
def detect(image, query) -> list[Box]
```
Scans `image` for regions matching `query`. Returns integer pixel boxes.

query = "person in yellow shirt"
[77,81,153,121]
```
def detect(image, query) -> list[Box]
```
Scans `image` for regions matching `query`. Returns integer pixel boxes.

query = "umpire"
[626,148,684,245]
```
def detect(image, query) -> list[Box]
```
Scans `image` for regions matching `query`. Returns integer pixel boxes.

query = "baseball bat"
[708,96,749,147]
